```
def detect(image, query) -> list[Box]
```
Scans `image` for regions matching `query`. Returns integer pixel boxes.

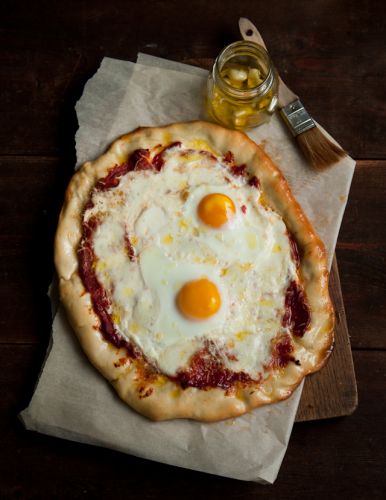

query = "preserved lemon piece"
[224,64,248,83]
[247,68,263,87]
[207,41,278,130]
[221,64,264,90]
[233,107,255,128]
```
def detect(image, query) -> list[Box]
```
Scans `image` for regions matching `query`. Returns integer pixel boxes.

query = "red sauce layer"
[124,231,136,262]
[78,217,139,356]
[93,146,173,194]
[128,148,153,171]
[95,162,132,191]
[248,175,260,189]
[271,335,294,368]
[223,151,234,164]
[173,341,254,390]
[77,147,164,356]
[288,232,300,267]
[222,150,260,188]
[282,281,311,337]
[231,163,247,177]
[153,141,182,170]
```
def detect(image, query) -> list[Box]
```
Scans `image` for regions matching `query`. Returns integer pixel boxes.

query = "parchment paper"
[20,54,355,483]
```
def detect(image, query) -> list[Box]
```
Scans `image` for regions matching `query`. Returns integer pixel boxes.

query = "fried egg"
[182,183,279,266]
[139,246,227,339]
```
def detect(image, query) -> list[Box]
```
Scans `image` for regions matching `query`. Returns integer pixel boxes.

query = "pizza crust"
[55,121,334,421]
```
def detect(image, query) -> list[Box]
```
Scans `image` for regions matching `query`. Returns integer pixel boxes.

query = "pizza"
[55,121,334,421]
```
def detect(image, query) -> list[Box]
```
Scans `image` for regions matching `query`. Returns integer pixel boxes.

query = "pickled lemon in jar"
[207,41,278,130]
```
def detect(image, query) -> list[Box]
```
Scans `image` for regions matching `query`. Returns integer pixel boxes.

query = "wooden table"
[1,1,385,497]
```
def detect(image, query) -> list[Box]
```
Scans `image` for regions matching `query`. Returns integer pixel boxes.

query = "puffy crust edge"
[55,120,334,421]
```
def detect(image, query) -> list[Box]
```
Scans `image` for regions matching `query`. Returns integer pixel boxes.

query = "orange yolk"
[176,278,221,320]
[197,193,236,228]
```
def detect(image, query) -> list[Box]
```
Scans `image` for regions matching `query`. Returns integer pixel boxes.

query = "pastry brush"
[239,17,346,169]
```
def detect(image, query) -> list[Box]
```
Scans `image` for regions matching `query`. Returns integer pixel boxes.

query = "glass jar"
[207,41,278,130]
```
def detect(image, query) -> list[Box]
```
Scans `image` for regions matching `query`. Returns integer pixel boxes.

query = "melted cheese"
[87,145,297,378]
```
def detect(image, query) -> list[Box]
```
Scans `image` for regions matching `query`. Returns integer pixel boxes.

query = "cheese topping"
[84,145,298,380]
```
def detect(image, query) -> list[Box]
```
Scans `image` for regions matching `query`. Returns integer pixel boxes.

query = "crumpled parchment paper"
[20,54,355,483]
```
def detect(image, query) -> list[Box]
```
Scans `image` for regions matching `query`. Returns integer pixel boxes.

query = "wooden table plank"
[0,345,385,498]
[1,158,385,348]
[0,0,385,496]
[337,159,386,349]
[0,0,385,158]
[296,256,357,421]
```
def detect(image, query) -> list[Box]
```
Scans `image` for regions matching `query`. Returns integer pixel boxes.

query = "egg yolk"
[197,193,236,228]
[176,278,221,320]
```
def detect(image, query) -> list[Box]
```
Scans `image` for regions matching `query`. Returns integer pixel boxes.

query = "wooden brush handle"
[238,17,298,107]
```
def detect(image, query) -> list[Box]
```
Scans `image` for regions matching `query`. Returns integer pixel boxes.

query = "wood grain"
[0,345,384,498]
[296,256,357,421]
[0,0,385,157]
[1,0,386,496]
[1,159,384,348]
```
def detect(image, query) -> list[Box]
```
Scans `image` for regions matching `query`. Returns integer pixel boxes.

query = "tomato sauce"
[271,335,294,368]
[248,175,260,189]
[152,141,182,170]
[282,280,311,337]
[173,341,254,390]
[78,216,139,357]
[288,232,300,267]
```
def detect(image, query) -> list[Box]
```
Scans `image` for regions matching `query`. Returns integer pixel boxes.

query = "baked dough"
[55,121,334,421]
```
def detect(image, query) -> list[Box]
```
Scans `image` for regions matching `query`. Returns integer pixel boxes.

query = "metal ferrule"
[280,99,315,136]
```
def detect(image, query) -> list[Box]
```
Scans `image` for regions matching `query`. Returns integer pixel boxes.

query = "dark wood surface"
[296,256,357,422]
[1,1,385,498]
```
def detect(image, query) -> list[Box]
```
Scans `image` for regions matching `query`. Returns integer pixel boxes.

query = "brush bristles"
[296,126,347,169]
